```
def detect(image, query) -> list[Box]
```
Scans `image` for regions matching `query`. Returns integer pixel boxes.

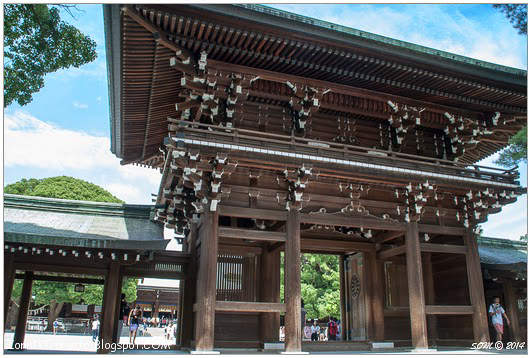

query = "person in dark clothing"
[327,317,338,341]
[128,305,143,344]
[117,294,129,340]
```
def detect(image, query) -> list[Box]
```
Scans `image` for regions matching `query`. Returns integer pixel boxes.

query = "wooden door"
[346,253,367,340]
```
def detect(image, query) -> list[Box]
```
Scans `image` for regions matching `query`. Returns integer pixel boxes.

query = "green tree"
[6,176,132,331]
[280,253,341,320]
[4,4,97,107]
[493,4,527,35]
[494,127,527,168]
[520,234,528,243]
[5,176,123,203]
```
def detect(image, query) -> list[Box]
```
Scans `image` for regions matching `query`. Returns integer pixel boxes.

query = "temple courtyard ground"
[2,332,527,355]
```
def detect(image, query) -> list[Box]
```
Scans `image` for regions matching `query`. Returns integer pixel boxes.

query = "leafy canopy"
[4,4,97,107]
[493,4,527,35]
[494,127,527,168]
[5,176,124,203]
[281,253,341,320]
[7,176,135,306]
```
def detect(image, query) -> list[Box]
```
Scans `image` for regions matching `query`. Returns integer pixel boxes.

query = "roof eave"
[104,4,123,158]
[184,4,526,87]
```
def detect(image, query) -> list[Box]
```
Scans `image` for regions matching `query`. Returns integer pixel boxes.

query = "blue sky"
[3,4,527,240]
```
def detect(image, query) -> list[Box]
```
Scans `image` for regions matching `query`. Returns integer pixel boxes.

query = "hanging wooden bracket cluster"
[286,82,328,135]
[334,117,358,145]
[454,187,518,228]
[396,180,437,223]
[387,101,425,150]
[155,147,236,235]
[276,165,313,211]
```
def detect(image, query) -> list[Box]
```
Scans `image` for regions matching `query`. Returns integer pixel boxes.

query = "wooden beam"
[215,301,286,313]
[284,210,301,352]
[374,230,405,244]
[193,210,219,352]
[301,238,375,253]
[13,274,104,285]
[377,245,406,260]
[418,224,466,236]
[4,254,15,330]
[218,227,286,242]
[13,271,33,350]
[98,263,121,353]
[419,243,467,255]
[219,205,287,221]
[13,263,107,276]
[425,305,474,315]
[405,222,428,349]
[464,230,490,343]
[503,280,522,341]
[300,213,406,231]
[383,306,409,317]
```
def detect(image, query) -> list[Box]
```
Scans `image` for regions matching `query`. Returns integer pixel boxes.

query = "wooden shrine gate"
[104,3,526,353]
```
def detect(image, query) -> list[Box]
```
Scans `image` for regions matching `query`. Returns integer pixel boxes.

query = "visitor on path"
[336,319,341,341]
[92,315,100,342]
[117,294,129,337]
[311,320,320,341]
[489,297,510,343]
[128,305,143,344]
[52,319,59,335]
[327,317,338,341]
[301,299,307,340]
[303,320,311,341]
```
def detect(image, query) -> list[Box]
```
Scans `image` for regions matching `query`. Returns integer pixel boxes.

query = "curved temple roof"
[4,194,167,250]
[104,4,527,166]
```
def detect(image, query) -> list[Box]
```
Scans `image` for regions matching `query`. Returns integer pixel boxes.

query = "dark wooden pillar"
[111,271,124,343]
[181,222,198,348]
[422,252,438,344]
[259,247,281,344]
[98,263,121,353]
[366,251,385,341]
[503,280,521,341]
[284,210,301,352]
[4,254,15,329]
[464,230,489,343]
[405,222,428,349]
[339,255,347,341]
[12,271,33,350]
[193,210,219,352]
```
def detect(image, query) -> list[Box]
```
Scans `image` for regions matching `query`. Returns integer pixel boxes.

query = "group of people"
[305,317,341,342]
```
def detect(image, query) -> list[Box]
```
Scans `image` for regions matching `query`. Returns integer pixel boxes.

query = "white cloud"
[4,111,162,204]
[72,101,89,109]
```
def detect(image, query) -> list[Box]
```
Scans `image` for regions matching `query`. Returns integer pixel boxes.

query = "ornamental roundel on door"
[350,274,361,299]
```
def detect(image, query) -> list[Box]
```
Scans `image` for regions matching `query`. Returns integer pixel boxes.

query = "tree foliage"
[494,127,527,168]
[5,176,124,203]
[4,4,97,107]
[6,176,133,330]
[493,4,527,35]
[281,253,341,320]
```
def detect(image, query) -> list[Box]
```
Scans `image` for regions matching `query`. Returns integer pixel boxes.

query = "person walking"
[128,305,143,344]
[91,315,100,342]
[311,320,320,342]
[52,319,59,335]
[489,297,510,343]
